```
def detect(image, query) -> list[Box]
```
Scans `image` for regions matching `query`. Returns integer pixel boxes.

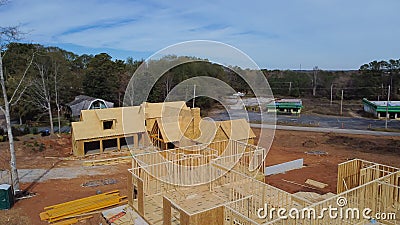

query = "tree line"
[1,42,399,129]
[1,43,143,128]
[1,43,255,127]
[264,59,400,100]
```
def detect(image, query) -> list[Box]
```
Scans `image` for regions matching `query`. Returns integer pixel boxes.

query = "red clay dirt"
[0,130,399,224]
[255,129,400,194]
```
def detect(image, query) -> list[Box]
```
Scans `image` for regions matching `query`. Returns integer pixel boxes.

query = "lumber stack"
[39,190,127,223]
[83,156,131,166]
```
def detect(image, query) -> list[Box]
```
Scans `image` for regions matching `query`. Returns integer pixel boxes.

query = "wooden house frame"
[128,150,399,224]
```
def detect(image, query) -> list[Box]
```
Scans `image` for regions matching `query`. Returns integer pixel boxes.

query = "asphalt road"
[250,124,400,136]
[276,114,400,130]
[210,108,400,136]
[210,110,400,131]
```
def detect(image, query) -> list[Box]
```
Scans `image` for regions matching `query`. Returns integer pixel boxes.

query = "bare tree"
[53,61,61,134]
[1,25,34,193]
[31,60,54,134]
[164,72,173,98]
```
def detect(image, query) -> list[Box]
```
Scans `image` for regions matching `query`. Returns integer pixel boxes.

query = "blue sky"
[0,0,399,70]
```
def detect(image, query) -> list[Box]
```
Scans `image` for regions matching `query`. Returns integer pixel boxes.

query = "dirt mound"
[324,135,399,154]
[18,134,72,157]
[302,140,318,148]
[325,135,370,147]
[0,133,73,170]
[0,207,31,224]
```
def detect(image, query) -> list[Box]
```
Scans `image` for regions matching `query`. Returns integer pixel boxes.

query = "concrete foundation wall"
[265,158,303,176]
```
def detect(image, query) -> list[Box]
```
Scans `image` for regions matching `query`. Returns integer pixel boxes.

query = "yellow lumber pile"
[40,190,127,223]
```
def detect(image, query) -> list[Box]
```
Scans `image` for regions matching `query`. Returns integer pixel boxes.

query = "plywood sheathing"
[72,106,145,141]
[71,106,147,156]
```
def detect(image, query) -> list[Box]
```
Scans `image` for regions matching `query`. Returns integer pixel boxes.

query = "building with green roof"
[266,99,303,115]
[362,98,400,120]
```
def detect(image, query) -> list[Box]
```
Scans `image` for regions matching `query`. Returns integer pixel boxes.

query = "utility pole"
[192,84,196,108]
[385,85,391,129]
[289,82,292,96]
[312,66,318,97]
[330,83,334,106]
[340,90,344,116]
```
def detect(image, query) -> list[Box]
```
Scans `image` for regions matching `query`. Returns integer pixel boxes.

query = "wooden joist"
[83,156,132,166]
[40,190,127,223]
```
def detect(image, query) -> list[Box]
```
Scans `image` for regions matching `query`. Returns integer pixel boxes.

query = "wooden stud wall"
[163,197,172,225]
[129,136,400,225]
[337,159,399,194]
[337,159,362,193]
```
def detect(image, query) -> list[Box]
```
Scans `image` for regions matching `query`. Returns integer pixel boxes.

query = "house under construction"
[71,101,255,156]
[124,103,399,225]
[71,101,399,224]
[71,106,148,156]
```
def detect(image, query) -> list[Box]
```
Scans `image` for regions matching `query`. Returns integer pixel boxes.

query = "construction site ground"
[0,130,399,225]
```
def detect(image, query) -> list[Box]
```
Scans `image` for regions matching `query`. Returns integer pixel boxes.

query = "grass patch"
[368,127,400,133]
[277,121,320,127]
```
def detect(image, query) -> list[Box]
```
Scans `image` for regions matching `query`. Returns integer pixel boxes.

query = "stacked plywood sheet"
[40,190,127,223]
